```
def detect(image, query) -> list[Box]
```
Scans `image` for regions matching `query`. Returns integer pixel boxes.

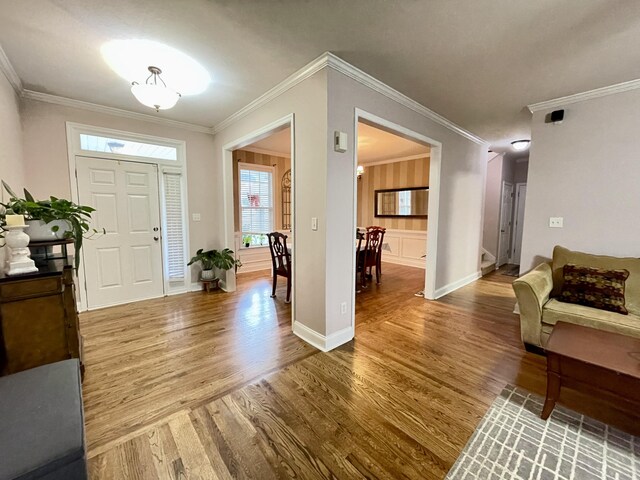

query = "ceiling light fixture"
[131,66,181,111]
[511,140,531,151]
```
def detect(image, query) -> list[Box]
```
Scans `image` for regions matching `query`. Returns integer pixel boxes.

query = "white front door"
[511,184,527,264]
[76,156,164,309]
[497,181,513,267]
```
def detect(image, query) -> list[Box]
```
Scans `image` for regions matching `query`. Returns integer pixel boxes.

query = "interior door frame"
[66,122,190,311]
[497,180,514,267]
[354,109,442,300]
[510,182,527,264]
[221,113,295,306]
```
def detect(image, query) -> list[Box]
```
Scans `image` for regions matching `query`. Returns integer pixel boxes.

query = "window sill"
[239,245,269,251]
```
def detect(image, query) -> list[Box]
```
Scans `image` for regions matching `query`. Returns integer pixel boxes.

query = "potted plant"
[187,248,242,289]
[0,181,103,270]
[242,234,252,248]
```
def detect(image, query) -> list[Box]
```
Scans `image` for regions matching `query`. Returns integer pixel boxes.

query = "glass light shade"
[511,140,530,151]
[131,83,180,110]
[102,39,211,95]
[356,165,365,176]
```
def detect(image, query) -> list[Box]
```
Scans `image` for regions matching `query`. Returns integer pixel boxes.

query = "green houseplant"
[187,248,242,286]
[0,181,103,270]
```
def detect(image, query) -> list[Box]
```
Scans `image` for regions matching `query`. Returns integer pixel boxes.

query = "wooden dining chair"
[267,232,292,303]
[363,226,386,284]
[355,229,366,289]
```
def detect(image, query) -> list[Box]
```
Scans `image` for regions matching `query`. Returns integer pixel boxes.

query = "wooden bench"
[542,321,640,420]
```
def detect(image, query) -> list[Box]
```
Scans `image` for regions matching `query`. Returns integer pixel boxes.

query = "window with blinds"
[163,172,186,279]
[239,163,274,246]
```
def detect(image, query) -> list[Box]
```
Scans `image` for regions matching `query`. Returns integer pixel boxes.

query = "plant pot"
[244,243,250,248]
[201,269,216,280]
[25,219,70,241]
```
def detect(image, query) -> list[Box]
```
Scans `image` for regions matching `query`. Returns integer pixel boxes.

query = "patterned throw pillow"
[559,264,629,314]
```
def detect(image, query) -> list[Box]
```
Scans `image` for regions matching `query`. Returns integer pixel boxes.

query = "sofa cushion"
[0,360,86,480]
[543,299,640,340]
[559,264,629,314]
[552,245,640,316]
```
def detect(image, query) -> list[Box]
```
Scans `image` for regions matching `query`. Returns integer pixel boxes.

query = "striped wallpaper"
[357,157,430,231]
[233,150,291,231]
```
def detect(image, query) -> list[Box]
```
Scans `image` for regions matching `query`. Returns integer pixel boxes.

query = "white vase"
[25,219,70,241]
[201,269,216,280]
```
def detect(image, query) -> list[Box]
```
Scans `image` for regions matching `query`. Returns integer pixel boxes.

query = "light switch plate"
[549,217,563,228]
[311,217,318,231]
[192,213,201,222]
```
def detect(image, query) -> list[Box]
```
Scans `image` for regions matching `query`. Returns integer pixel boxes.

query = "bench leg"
[541,371,561,420]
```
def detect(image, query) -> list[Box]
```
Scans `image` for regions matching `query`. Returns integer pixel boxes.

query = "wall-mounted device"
[548,109,565,125]
[334,131,347,153]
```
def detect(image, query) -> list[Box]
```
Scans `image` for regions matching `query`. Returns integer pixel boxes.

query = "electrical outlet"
[192,213,201,222]
[340,302,347,314]
[549,217,563,228]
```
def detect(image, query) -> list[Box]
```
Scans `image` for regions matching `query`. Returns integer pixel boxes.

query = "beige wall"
[20,99,216,284]
[0,71,25,267]
[233,150,291,232]
[357,157,429,231]
[520,89,640,272]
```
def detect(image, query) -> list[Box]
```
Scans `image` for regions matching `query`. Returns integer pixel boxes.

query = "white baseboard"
[292,321,354,352]
[237,262,271,274]
[434,270,481,299]
[382,256,425,269]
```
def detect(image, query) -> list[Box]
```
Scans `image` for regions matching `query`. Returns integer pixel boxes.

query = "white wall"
[482,153,503,257]
[210,69,329,336]
[20,99,216,285]
[0,71,25,268]
[520,89,640,271]
[327,68,487,336]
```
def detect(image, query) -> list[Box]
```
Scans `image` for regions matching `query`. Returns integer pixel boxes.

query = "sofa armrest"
[512,262,553,347]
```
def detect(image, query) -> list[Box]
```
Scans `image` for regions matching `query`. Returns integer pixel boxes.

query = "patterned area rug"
[446,385,639,479]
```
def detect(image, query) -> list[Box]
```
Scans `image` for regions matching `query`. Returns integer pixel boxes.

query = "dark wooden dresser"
[0,259,84,376]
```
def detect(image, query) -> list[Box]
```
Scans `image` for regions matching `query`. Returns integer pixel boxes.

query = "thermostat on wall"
[334,131,347,153]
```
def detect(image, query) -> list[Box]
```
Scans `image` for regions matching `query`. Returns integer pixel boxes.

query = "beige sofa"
[513,245,640,350]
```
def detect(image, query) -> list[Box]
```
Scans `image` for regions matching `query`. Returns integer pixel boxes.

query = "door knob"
[153,227,159,232]
[153,236,159,241]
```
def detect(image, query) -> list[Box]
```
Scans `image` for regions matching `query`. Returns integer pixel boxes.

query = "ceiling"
[245,123,429,163]
[2,1,640,152]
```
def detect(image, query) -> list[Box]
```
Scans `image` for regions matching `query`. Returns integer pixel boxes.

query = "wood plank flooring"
[83,264,638,479]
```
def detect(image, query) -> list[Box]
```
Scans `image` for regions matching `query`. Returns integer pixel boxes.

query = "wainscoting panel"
[381,229,427,269]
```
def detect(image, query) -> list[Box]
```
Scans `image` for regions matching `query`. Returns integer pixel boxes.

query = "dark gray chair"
[0,360,87,480]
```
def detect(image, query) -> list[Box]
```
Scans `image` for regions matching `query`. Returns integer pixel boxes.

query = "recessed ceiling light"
[101,39,211,96]
[511,140,530,151]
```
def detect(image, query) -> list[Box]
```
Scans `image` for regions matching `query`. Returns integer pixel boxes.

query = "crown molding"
[0,44,23,94]
[213,52,487,146]
[360,152,430,167]
[240,146,291,158]
[212,54,330,134]
[527,78,640,112]
[21,90,212,134]
[325,52,487,146]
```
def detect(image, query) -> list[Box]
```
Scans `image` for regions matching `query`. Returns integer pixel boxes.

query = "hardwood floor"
[83,264,637,479]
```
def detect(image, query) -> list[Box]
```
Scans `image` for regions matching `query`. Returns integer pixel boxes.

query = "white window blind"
[163,172,186,279]
[239,164,274,244]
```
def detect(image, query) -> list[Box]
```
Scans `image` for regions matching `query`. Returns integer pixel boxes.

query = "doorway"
[497,181,514,267]
[76,156,164,309]
[511,183,527,264]
[222,115,295,309]
[354,109,442,302]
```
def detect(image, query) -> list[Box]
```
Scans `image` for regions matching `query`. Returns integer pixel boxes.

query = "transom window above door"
[79,133,178,161]
[238,163,274,247]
